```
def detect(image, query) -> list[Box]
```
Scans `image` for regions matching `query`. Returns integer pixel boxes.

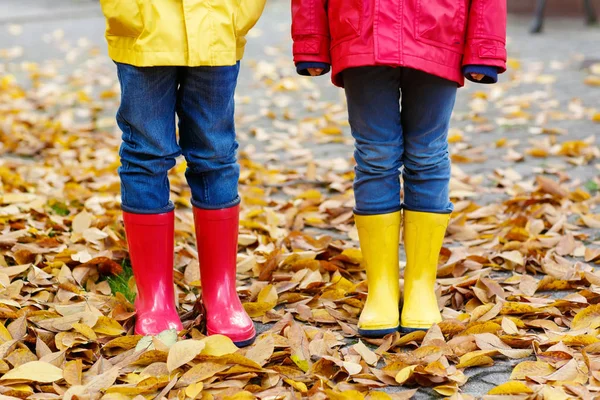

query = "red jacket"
[291,0,507,87]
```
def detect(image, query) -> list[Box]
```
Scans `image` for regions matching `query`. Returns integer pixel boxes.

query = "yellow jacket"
[99,0,267,67]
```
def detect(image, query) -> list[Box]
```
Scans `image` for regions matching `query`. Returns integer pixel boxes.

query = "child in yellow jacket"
[100,0,266,346]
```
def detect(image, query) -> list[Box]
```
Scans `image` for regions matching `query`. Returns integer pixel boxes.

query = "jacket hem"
[330,52,464,88]
[108,43,242,67]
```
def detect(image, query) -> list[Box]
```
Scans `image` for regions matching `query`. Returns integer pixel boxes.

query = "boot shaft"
[192,205,240,299]
[403,210,450,285]
[122,211,176,310]
[354,212,401,296]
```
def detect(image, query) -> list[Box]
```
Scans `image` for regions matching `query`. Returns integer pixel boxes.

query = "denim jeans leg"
[115,62,181,214]
[176,63,241,210]
[343,67,404,215]
[400,68,457,214]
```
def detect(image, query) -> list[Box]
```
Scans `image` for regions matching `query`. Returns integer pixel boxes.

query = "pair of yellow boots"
[355,210,449,336]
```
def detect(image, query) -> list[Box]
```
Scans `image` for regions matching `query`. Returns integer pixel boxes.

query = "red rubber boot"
[123,211,183,336]
[193,204,256,347]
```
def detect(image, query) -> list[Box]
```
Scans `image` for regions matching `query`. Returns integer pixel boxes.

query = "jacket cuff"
[296,62,331,76]
[292,35,331,65]
[463,65,499,84]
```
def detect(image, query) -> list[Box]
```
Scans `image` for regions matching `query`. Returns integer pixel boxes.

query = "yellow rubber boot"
[355,211,401,337]
[400,210,450,332]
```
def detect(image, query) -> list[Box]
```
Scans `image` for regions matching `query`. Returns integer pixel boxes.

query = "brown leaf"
[536,176,568,198]
[63,359,83,386]
[556,233,576,256]
[7,316,27,341]
[245,335,275,367]
[176,362,229,387]
[474,333,532,359]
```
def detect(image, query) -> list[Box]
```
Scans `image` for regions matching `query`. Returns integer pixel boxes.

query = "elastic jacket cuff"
[296,62,331,76]
[463,65,499,84]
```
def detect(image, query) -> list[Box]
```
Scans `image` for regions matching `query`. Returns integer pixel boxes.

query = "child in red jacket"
[292,0,507,336]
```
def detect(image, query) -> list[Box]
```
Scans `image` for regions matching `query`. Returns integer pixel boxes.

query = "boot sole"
[357,325,399,338]
[233,336,256,347]
[400,326,429,333]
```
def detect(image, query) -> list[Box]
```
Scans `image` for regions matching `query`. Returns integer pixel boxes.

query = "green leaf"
[106,260,135,303]
[585,180,599,193]
[290,354,309,372]
[50,201,70,216]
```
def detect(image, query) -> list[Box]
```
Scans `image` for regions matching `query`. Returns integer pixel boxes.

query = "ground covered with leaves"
[1,20,600,400]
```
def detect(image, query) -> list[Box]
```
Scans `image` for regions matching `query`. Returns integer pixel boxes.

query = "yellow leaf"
[585,75,600,86]
[339,248,363,264]
[311,308,336,323]
[132,350,168,366]
[507,58,521,70]
[500,302,540,315]
[581,214,600,229]
[92,316,125,336]
[488,381,534,395]
[223,391,256,400]
[243,284,277,318]
[200,335,238,357]
[72,323,98,340]
[102,336,143,353]
[510,361,555,380]
[433,384,458,396]
[558,140,588,156]
[0,361,63,382]
[0,322,13,342]
[212,353,262,370]
[536,74,556,84]
[366,392,392,400]
[462,321,502,336]
[290,353,309,372]
[324,389,365,400]
[560,334,600,347]
[0,360,10,374]
[167,339,206,372]
[572,304,600,330]
[2,384,33,398]
[592,112,600,123]
[320,126,343,135]
[394,330,426,346]
[570,188,591,202]
[527,148,548,158]
[456,350,495,369]
[395,365,417,384]
[296,189,322,200]
[185,382,204,399]
[283,378,308,392]
[448,131,464,143]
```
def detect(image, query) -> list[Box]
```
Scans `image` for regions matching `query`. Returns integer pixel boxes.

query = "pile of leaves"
[1,25,600,400]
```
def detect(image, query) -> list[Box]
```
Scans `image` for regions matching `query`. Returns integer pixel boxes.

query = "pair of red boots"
[122,205,255,346]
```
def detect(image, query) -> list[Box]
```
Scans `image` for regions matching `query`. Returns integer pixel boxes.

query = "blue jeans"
[343,67,457,215]
[115,62,241,214]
